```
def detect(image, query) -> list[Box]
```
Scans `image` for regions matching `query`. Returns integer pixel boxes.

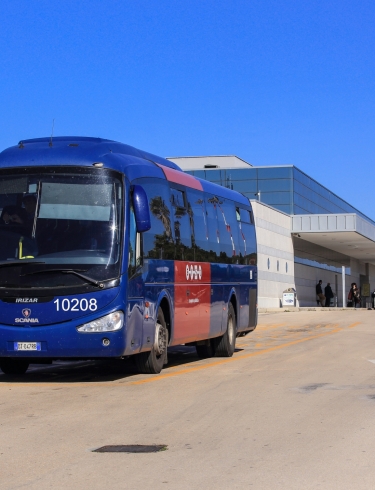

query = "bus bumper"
[0,321,131,359]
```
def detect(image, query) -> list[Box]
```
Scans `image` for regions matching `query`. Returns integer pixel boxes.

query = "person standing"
[352,283,361,308]
[316,280,325,306]
[324,283,334,307]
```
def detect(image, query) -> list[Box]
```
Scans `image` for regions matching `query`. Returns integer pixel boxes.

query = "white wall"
[252,201,375,307]
[251,201,296,307]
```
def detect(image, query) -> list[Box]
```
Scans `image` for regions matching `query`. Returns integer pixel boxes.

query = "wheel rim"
[154,322,167,356]
[228,315,234,345]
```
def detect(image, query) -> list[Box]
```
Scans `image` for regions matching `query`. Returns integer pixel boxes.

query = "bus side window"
[205,194,220,262]
[170,186,192,261]
[216,199,239,264]
[186,188,209,262]
[241,222,257,264]
[239,208,252,224]
[237,207,257,265]
[135,179,175,260]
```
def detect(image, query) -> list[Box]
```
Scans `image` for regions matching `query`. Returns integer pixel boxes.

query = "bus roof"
[0,136,250,207]
[0,136,181,170]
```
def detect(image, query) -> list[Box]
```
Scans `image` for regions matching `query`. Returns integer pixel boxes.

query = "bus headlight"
[77,311,124,333]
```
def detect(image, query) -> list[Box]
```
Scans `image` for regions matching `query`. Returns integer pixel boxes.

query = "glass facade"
[186,166,374,225]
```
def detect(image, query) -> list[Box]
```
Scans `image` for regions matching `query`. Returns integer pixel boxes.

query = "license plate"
[14,342,41,351]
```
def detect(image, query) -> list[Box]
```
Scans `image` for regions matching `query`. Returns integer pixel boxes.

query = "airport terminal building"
[167,155,375,308]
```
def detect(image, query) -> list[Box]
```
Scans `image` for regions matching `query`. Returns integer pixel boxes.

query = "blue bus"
[0,137,257,375]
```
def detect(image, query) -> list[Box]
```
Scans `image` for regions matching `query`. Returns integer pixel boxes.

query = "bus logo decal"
[16,298,39,303]
[15,308,39,323]
[186,264,202,281]
[22,308,31,318]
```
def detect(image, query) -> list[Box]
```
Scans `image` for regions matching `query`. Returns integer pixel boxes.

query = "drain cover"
[93,445,167,453]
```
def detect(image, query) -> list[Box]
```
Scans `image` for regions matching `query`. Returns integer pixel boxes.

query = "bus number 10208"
[53,298,98,312]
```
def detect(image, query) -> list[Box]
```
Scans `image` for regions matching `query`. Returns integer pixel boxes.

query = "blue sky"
[1,0,374,217]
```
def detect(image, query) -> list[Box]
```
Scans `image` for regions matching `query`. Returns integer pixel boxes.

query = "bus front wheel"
[134,309,168,374]
[213,303,236,357]
[0,359,29,375]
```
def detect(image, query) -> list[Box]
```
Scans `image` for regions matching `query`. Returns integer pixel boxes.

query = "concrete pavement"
[1,310,375,489]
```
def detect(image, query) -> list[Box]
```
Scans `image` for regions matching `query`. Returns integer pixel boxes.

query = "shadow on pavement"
[0,345,215,384]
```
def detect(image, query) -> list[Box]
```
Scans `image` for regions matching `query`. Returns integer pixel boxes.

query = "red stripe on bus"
[172,261,211,344]
[156,164,203,191]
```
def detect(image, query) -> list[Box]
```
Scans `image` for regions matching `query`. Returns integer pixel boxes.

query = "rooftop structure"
[167,156,373,225]
[167,155,252,170]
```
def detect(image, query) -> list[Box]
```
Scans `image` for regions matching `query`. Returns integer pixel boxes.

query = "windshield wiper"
[0,260,46,268]
[21,268,104,288]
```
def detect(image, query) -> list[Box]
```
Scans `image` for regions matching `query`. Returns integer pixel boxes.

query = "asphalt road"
[1,310,375,489]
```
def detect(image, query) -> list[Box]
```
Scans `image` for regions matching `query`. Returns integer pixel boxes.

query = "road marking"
[129,327,342,386]
[348,322,361,328]
[256,323,286,331]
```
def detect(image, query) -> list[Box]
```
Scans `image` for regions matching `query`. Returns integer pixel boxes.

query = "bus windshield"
[0,167,123,291]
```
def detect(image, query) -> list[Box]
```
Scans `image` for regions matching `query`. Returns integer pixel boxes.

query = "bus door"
[236,207,257,330]
[126,205,144,353]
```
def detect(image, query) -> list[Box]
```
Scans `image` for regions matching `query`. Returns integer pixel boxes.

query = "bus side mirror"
[132,185,151,232]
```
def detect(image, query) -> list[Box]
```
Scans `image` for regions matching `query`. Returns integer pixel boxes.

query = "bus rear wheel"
[213,303,236,357]
[134,309,168,374]
[0,359,29,375]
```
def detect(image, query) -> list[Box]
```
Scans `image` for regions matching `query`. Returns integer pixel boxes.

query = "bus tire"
[0,359,29,375]
[134,309,168,374]
[213,303,236,357]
